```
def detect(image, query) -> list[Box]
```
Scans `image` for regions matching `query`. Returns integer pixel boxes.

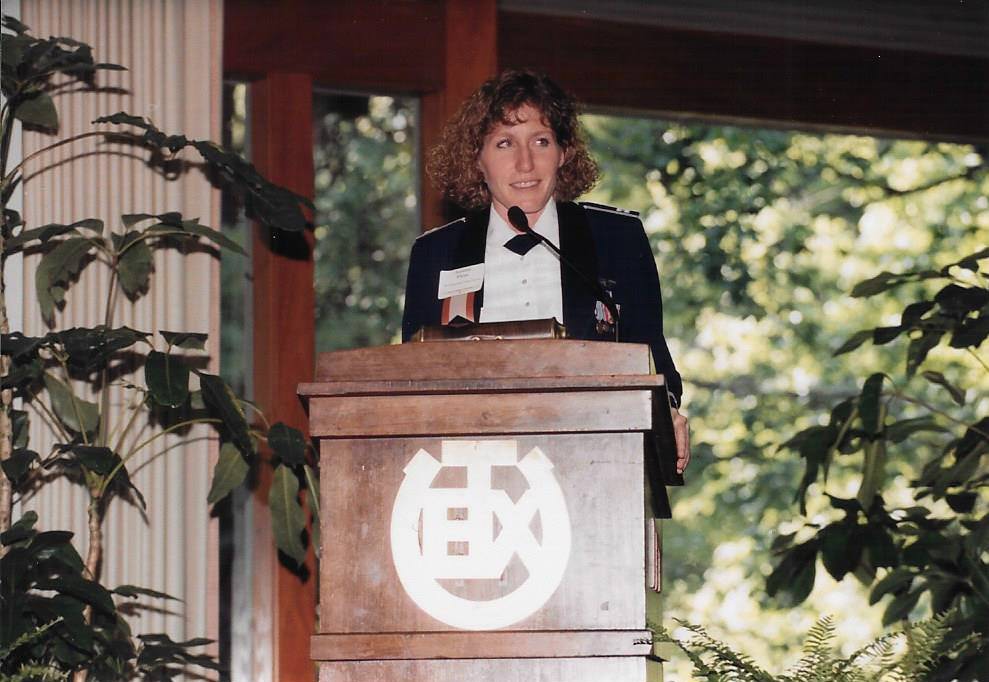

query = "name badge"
[437,263,484,299]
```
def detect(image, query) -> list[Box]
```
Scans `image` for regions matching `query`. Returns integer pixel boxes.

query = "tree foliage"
[583,113,987,673]
[311,93,417,351]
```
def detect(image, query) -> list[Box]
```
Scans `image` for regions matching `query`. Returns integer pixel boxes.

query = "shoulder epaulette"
[579,201,640,218]
[415,216,467,240]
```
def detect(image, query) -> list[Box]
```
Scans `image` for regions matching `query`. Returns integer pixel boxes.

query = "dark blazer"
[401,201,683,406]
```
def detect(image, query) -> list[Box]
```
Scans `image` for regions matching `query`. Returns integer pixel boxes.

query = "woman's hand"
[671,407,691,475]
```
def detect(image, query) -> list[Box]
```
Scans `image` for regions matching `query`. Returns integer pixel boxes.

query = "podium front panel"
[319,433,646,634]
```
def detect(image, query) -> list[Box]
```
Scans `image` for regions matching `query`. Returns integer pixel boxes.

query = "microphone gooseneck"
[507,205,621,341]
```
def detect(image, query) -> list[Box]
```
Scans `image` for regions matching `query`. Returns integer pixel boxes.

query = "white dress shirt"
[479,200,564,324]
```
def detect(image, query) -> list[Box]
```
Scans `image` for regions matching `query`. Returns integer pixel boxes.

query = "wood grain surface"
[319,434,646,633]
[310,629,652,660]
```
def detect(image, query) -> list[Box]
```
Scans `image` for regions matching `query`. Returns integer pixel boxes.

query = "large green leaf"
[196,371,253,456]
[950,312,989,349]
[885,416,947,443]
[35,237,95,323]
[53,444,145,509]
[269,464,307,566]
[869,567,914,605]
[34,575,115,616]
[159,330,208,350]
[857,440,886,512]
[207,442,249,505]
[2,448,39,484]
[906,330,944,376]
[934,283,989,317]
[0,331,47,359]
[56,325,149,373]
[113,585,178,601]
[820,523,861,581]
[178,220,247,256]
[93,113,310,232]
[1,511,38,546]
[145,350,190,407]
[833,329,871,356]
[43,373,99,435]
[4,218,103,252]
[858,373,884,436]
[882,587,922,626]
[116,234,153,298]
[268,422,306,467]
[15,91,58,130]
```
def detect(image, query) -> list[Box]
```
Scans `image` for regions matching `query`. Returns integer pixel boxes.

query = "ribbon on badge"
[441,292,477,325]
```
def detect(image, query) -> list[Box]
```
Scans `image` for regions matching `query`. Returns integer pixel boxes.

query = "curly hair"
[426,69,599,211]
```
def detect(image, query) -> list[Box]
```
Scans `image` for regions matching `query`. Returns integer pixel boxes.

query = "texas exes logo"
[390,440,571,630]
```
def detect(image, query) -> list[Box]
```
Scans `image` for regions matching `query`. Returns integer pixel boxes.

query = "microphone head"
[507,206,530,232]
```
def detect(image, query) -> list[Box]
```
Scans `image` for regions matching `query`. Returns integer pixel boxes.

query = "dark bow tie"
[504,233,539,256]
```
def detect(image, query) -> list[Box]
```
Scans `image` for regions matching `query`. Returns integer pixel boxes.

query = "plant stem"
[890,389,989,441]
[4,130,108,181]
[97,265,119,447]
[967,348,989,375]
[0,235,12,539]
[100,418,221,498]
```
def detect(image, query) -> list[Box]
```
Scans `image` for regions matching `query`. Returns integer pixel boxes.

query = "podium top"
[308,338,653,384]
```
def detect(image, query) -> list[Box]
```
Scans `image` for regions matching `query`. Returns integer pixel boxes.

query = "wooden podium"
[299,337,675,681]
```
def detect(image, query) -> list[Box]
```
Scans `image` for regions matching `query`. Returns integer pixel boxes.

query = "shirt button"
[525,301,531,307]
[521,278,528,284]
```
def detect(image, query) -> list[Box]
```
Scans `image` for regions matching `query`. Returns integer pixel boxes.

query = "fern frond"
[780,616,837,682]
[0,618,64,662]
[676,620,776,682]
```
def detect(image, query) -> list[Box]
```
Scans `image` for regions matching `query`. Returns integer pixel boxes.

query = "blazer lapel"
[557,201,600,339]
[452,209,488,320]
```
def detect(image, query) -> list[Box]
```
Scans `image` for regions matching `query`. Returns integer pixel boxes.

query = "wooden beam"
[419,0,499,230]
[250,72,318,682]
[224,0,444,92]
[498,10,989,141]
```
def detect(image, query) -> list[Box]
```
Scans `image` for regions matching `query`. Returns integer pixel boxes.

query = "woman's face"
[477,103,565,226]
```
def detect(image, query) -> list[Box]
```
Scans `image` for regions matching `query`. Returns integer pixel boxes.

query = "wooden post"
[420,0,498,230]
[251,72,319,682]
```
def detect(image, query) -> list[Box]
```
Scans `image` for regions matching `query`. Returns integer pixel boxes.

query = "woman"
[401,69,690,474]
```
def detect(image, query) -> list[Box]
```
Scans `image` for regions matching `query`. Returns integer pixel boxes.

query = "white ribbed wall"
[18,0,221,671]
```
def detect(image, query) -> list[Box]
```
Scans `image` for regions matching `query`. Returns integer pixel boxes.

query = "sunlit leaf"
[269,464,307,566]
[43,374,99,434]
[207,442,249,505]
[857,440,886,512]
[35,237,94,323]
[117,235,153,298]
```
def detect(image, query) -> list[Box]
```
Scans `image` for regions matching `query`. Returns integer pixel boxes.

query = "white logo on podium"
[390,440,571,630]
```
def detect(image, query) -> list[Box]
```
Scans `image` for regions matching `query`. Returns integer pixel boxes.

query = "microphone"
[507,206,621,341]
